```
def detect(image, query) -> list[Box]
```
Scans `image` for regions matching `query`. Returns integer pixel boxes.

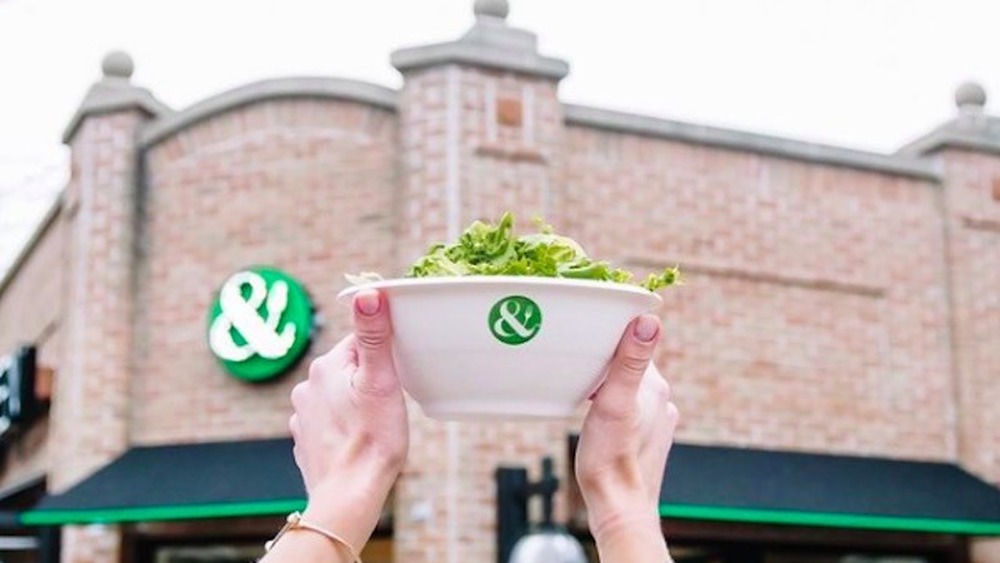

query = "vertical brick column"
[391,2,576,561]
[905,83,1000,563]
[939,152,1000,563]
[50,51,168,563]
[940,150,1000,487]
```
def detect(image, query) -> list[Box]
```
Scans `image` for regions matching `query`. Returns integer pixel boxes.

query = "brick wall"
[0,211,64,358]
[132,98,398,444]
[0,207,64,491]
[563,128,954,460]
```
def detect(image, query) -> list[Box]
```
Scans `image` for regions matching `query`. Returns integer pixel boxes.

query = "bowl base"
[420,401,578,421]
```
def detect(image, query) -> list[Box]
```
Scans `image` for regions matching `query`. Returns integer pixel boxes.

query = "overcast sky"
[2,0,999,274]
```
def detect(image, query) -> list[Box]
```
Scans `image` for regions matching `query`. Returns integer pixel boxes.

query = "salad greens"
[350,212,678,292]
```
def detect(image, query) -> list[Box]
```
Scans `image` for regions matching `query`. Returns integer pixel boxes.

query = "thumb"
[592,314,661,418]
[351,289,397,395]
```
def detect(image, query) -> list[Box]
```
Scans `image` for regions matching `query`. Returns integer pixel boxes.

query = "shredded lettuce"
[344,271,385,285]
[400,213,680,292]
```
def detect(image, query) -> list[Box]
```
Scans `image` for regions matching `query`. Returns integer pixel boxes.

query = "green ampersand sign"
[488,295,542,346]
[208,267,314,382]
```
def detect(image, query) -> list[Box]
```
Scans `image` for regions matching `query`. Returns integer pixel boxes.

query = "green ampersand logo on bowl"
[489,295,542,346]
[208,267,313,382]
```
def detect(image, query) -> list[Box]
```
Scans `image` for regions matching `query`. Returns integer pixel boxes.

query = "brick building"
[0,1,999,562]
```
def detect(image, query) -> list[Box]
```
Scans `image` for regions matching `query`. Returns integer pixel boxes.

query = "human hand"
[288,289,408,552]
[575,314,679,561]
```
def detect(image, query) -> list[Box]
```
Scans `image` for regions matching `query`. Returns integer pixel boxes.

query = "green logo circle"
[488,295,542,346]
[207,267,314,382]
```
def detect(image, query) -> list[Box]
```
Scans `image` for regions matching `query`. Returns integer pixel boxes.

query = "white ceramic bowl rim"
[337,275,664,308]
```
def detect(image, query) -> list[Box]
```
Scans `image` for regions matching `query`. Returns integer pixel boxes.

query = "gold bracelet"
[265,511,363,563]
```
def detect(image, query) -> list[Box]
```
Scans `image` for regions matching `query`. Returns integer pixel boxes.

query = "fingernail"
[356,291,381,316]
[634,315,658,342]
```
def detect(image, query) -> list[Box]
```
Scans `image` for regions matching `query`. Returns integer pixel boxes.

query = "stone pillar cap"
[63,50,172,144]
[897,81,1000,156]
[955,81,987,113]
[391,0,569,79]
[101,50,135,80]
[474,0,509,20]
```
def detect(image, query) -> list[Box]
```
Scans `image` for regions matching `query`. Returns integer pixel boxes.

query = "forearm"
[591,512,672,563]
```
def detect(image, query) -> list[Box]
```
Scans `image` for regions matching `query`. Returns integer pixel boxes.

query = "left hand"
[288,289,409,551]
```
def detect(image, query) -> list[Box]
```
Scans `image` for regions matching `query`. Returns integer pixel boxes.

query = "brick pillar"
[903,83,1000,563]
[51,51,169,563]
[391,2,574,561]
[941,149,1000,563]
[942,145,1000,563]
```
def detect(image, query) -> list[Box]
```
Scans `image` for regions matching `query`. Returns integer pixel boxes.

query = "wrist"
[304,469,395,551]
[588,504,662,546]
[590,510,669,563]
[580,482,652,535]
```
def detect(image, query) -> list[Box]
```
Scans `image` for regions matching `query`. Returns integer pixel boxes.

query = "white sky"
[2,0,999,275]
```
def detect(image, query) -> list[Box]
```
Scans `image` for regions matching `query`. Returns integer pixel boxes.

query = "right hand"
[575,314,680,543]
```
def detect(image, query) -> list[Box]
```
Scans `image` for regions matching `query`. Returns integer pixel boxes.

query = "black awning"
[661,443,1000,535]
[0,512,22,528]
[23,437,1000,534]
[22,438,304,525]
[0,474,45,529]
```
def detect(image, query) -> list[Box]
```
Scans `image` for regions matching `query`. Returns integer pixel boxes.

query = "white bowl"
[337,276,661,420]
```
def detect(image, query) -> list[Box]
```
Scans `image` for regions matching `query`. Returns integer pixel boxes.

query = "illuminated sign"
[208,267,314,382]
